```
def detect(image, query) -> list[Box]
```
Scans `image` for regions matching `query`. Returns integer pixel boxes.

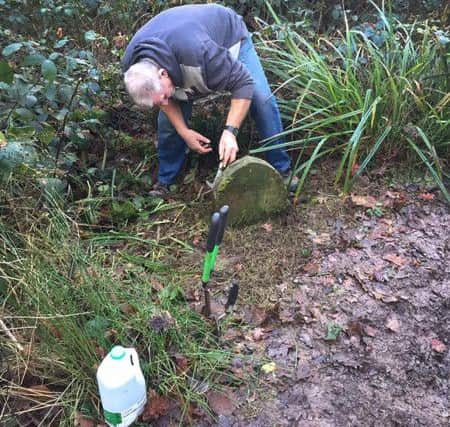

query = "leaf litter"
[136,170,449,426]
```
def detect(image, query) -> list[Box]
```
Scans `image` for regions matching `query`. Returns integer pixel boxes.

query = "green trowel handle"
[202,212,220,283]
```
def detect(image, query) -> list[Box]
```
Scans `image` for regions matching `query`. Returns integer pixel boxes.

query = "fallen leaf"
[261,223,273,232]
[150,278,164,291]
[235,262,244,272]
[112,32,127,49]
[364,325,378,337]
[351,162,360,177]
[371,284,399,303]
[251,327,265,341]
[221,328,243,342]
[185,288,201,302]
[104,328,118,342]
[350,194,378,208]
[267,342,292,359]
[148,310,175,333]
[383,253,408,267]
[312,233,331,245]
[207,390,235,416]
[303,261,320,274]
[173,354,189,374]
[141,390,170,422]
[296,363,311,380]
[261,361,277,374]
[385,314,400,332]
[431,338,446,353]
[56,27,64,39]
[188,403,205,419]
[418,192,435,201]
[48,324,62,339]
[249,307,268,326]
[347,320,363,337]
[74,411,95,427]
[383,191,408,208]
[95,346,106,359]
[119,303,136,315]
[279,307,295,324]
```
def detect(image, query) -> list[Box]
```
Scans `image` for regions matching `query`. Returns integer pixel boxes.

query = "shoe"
[281,170,299,193]
[148,182,170,198]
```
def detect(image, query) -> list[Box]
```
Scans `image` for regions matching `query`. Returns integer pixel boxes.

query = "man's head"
[124,60,175,108]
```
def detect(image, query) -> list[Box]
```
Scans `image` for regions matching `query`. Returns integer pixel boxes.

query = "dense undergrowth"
[0,0,449,424]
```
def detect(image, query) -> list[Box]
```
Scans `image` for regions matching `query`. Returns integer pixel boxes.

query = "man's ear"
[159,68,168,78]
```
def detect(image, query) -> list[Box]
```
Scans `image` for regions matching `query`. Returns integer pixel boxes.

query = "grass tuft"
[253,1,449,200]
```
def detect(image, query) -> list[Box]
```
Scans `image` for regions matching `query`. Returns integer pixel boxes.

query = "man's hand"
[181,129,212,154]
[219,130,239,167]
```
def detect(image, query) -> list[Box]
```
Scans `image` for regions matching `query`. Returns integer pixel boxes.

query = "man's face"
[151,69,175,107]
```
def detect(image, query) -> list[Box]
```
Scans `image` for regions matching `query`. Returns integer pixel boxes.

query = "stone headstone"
[213,155,288,226]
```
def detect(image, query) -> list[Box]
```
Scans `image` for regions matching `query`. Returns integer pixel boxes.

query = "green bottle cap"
[110,345,126,360]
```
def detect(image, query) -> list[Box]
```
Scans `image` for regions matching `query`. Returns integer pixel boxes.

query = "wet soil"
[165,164,449,427]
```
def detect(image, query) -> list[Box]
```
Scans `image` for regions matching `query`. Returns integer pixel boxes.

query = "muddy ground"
[152,163,449,427]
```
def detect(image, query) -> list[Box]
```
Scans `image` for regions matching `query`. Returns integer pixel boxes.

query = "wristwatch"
[224,125,239,137]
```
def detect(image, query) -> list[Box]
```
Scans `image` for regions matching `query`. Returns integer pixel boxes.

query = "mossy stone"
[213,156,288,226]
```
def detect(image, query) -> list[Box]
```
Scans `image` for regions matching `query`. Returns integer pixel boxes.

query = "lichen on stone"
[213,156,288,226]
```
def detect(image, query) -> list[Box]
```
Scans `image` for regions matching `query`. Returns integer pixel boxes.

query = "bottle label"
[104,409,122,426]
[103,393,147,427]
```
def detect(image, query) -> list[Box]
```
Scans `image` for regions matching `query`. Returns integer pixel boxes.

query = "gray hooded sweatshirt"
[122,4,254,101]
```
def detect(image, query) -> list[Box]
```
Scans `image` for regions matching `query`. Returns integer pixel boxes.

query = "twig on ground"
[0,317,24,352]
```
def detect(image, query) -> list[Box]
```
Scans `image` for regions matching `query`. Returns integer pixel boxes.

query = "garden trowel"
[206,162,224,189]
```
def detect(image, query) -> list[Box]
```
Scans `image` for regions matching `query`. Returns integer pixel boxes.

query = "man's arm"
[160,99,212,154]
[220,98,251,166]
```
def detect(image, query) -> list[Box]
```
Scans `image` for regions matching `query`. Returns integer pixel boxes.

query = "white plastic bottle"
[96,346,147,427]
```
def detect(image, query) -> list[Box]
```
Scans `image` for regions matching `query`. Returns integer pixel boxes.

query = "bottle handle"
[128,348,141,375]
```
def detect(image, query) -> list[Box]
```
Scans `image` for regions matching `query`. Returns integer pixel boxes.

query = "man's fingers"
[199,136,211,145]
[223,147,233,166]
[197,144,212,154]
[219,143,225,162]
[229,150,237,164]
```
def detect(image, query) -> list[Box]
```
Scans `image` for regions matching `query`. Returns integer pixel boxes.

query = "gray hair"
[123,60,161,108]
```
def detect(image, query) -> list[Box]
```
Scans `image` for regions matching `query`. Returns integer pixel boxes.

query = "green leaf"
[7,126,36,139]
[53,108,69,121]
[0,140,38,172]
[22,53,46,66]
[2,42,23,57]
[14,108,34,121]
[45,83,57,101]
[24,94,38,108]
[0,59,13,84]
[54,38,69,49]
[49,52,61,61]
[84,30,97,42]
[38,124,56,146]
[58,85,74,103]
[41,59,57,82]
